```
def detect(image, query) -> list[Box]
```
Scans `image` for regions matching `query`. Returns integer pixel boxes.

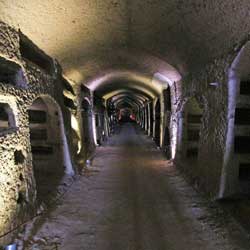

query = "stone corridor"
[3,2,250,249]
[23,123,250,250]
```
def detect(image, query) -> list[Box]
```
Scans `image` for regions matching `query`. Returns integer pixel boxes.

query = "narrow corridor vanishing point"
[23,123,250,250]
[3,3,250,248]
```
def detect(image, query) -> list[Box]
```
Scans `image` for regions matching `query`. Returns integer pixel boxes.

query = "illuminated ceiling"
[1,0,249,107]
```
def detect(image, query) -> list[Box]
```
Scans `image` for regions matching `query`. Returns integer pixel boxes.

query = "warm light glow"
[64,71,83,85]
[77,141,81,154]
[71,114,82,154]
[71,114,79,132]
[86,70,160,98]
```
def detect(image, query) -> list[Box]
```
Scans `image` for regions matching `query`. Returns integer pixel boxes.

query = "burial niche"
[28,96,66,204]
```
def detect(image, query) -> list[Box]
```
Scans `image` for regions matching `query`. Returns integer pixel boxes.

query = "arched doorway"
[28,96,73,204]
[95,112,102,145]
[184,97,203,161]
[163,87,172,158]
[149,102,154,136]
[220,41,250,197]
[163,128,171,159]
[146,104,150,134]
[143,107,147,131]
[164,87,171,112]
[81,98,94,156]
[154,99,161,147]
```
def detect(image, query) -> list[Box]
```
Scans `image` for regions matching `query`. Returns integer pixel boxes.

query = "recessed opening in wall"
[63,96,76,110]
[163,127,171,159]
[19,33,54,74]
[239,163,250,181]
[81,99,93,151]
[234,80,250,191]
[162,87,172,158]
[187,129,200,141]
[186,148,199,158]
[19,173,24,181]
[28,110,47,123]
[95,114,99,127]
[62,77,75,96]
[0,102,16,132]
[28,96,66,204]
[150,102,154,136]
[17,191,26,204]
[184,98,203,160]
[14,150,25,165]
[234,136,250,153]
[0,57,27,87]
[154,99,161,147]
[240,81,250,95]
[164,88,171,111]
[146,105,149,131]
[235,108,250,125]
[96,111,105,145]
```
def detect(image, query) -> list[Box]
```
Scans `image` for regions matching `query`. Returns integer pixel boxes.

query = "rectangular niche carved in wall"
[19,33,54,74]
[0,102,16,133]
[240,81,250,95]
[235,108,250,125]
[28,110,47,124]
[31,145,53,155]
[0,57,27,87]
[62,77,75,96]
[30,129,48,141]
[63,96,77,110]
[235,80,250,186]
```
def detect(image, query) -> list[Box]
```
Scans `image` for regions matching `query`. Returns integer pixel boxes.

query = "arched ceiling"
[112,94,144,109]
[116,98,140,110]
[105,89,151,111]
[111,92,147,104]
[93,76,158,98]
[1,0,248,88]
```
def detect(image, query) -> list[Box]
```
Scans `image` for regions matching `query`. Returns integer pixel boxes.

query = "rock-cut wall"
[0,21,77,246]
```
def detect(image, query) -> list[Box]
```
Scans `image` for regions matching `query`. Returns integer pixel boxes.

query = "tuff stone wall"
[174,51,238,199]
[74,85,96,166]
[0,21,80,246]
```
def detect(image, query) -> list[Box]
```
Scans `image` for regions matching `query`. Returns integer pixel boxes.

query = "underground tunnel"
[1,1,250,249]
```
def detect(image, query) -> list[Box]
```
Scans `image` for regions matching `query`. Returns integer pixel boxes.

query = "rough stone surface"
[1,2,250,247]
[174,52,239,198]
[1,0,250,79]
[0,22,80,245]
[22,124,250,250]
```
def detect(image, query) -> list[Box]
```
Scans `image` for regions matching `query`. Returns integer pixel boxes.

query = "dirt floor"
[23,123,250,250]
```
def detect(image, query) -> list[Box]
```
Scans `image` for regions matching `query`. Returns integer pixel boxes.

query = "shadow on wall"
[221,41,250,197]
[28,95,73,205]
[162,87,172,159]
[179,97,203,180]
[81,98,94,158]
[154,99,161,147]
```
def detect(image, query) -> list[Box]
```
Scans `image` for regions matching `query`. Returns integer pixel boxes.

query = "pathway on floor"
[25,123,250,250]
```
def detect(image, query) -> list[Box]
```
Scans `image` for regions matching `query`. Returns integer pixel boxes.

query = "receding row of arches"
[2,71,249,207]
[2,36,250,246]
[0,93,99,207]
